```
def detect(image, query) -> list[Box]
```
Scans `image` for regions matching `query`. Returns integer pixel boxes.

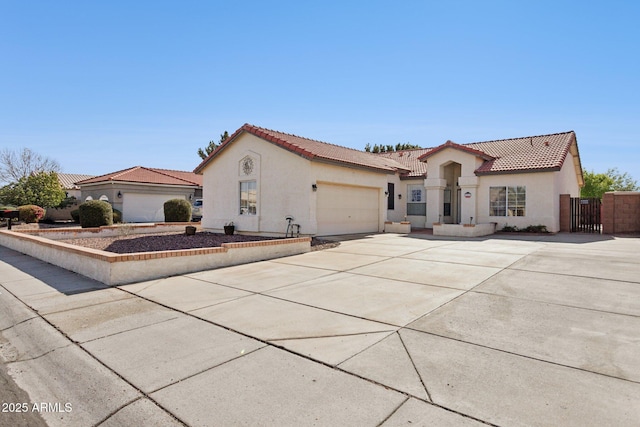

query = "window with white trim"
[490,186,526,216]
[240,181,257,215]
[407,184,426,216]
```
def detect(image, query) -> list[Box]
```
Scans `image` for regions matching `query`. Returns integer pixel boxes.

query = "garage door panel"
[317,184,379,235]
[122,194,184,223]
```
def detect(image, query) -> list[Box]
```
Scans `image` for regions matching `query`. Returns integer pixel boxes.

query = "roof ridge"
[463,130,575,146]
[246,123,380,157]
[148,167,200,185]
[77,166,138,183]
[111,166,143,180]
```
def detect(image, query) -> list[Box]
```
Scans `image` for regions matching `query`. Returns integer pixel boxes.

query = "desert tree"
[0,148,61,184]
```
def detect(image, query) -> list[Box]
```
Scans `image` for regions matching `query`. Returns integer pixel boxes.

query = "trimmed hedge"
[164,199,192,222]
[113,208,123,223]
[70,209,80,223]
[79,200,113,228]
[18,205,46,223]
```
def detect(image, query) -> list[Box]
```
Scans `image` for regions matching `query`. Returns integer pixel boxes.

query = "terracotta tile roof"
[376,149,432,178]
[76,166,202,187]
[193,124,580,180]
[194,124,410,174]
[465,131,578,175]
[57,173,96,190]
[384,131,579,177]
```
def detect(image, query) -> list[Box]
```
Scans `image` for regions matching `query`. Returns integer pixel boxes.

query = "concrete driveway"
[1,232,639,426]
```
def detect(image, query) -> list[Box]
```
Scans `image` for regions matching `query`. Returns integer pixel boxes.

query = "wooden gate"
[570,197,601,233]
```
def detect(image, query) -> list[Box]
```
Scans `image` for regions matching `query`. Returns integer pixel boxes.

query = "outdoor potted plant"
[224,221,235,235]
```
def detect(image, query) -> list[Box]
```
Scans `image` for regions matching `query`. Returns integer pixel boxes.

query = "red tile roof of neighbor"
[194,124,411,174]
[76,166,203,186]
[194,124,581,180]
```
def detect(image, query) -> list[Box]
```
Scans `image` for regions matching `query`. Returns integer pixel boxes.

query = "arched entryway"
[441,161,462,224]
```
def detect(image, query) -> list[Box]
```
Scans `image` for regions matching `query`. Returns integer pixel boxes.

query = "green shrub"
[18,205,46,223]
[500,224,549,233]
[70,209,80,223]
[113,208,123,223]
[79,200,113,228]
[522,224,548,233]
[163,199,192,222]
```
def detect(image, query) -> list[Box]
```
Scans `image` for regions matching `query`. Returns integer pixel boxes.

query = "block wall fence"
[602,192,640,234]
[560,192,640,234]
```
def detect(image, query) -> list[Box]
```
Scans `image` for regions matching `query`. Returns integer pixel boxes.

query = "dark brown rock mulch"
[62,232,339,254]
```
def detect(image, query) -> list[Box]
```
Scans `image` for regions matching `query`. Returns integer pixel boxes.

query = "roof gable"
[417,140,495,162]
[77,166,202,187]
[194,124,410,175]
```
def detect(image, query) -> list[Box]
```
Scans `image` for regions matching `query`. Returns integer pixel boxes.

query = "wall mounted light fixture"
[117,191,122,199]
[312,184,318,191]
[398,194,402,199]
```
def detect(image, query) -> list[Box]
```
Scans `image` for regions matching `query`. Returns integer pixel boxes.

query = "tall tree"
[581,168,639,198]
[0,148,61,184]
[0,171,65,208]
[197,131,229,160]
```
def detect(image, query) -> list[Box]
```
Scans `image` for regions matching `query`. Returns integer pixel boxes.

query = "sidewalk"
[1,233,639,426]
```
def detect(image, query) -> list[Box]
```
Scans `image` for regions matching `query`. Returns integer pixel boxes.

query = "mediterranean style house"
[194,124,583,236]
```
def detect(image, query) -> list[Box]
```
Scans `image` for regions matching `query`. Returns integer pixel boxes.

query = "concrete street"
[1,232,639,426]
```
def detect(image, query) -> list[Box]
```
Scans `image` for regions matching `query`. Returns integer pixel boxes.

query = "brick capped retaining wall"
[0,228,311,286]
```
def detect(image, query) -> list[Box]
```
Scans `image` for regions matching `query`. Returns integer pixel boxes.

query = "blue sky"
[1,1,639,183]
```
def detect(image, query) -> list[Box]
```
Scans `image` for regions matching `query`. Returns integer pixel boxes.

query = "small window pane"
[407,184,426,216]
[490,187,506,216]
[240,181,257,215]
[407,203,426,216]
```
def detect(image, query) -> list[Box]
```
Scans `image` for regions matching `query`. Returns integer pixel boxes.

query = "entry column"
[458,176,479,224]
[425,178,447,228]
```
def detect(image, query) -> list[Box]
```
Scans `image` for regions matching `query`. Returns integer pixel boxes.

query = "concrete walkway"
[1,232,639,426]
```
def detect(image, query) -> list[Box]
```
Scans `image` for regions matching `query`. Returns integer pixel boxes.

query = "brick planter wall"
[0,229,311,285]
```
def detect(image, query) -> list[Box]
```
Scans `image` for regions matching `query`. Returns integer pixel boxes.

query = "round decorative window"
[242,157,254,175]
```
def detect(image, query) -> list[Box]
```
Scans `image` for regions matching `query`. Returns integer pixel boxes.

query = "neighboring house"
[76,166,203,222]
[57,173,96,199]
[194,124,583,236]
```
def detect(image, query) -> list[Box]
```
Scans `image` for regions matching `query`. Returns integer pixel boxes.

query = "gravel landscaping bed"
[60,231,338,253]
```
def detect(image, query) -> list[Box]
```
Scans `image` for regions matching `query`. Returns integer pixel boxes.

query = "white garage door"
[316,184,380,235]
[122,193,184,223]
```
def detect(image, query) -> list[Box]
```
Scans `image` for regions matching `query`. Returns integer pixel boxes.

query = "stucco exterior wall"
[385,177,428,228]
[201,133,314,235]
[476,171,559,231]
